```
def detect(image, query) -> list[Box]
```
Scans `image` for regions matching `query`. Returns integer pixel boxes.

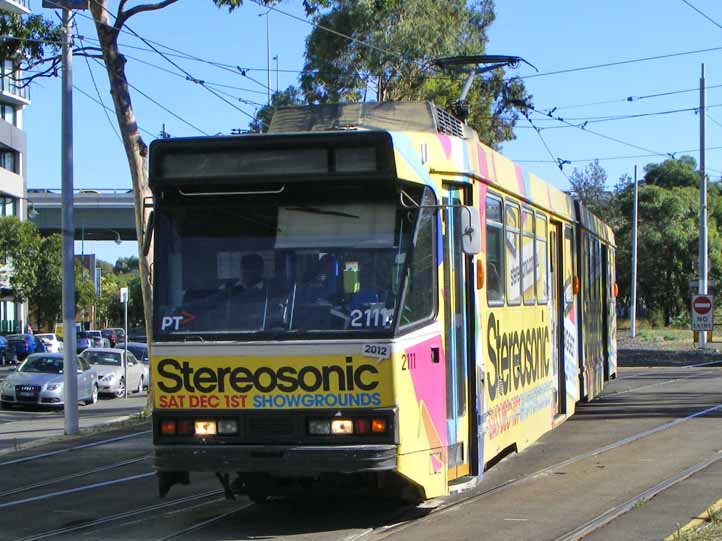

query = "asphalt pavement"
[0,364,148,456]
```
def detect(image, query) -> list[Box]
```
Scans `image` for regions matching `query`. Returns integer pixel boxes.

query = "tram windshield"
[154,184,433,339]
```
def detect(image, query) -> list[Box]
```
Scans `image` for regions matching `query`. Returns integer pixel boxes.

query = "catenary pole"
[699,63,708,349]
[61,7,78,434]
[630,165,638,338]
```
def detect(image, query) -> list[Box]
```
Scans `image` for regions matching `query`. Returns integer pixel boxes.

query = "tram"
[149,101,617,502]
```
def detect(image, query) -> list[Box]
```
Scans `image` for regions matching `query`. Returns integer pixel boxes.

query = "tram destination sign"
[691,294,714,331]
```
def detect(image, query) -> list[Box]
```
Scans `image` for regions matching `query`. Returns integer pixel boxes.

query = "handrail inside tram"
[177,185,286,197]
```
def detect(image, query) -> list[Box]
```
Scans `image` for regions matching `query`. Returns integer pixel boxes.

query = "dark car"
[0,336,8,365]
[101,328,125,348]
[7,334,36,363]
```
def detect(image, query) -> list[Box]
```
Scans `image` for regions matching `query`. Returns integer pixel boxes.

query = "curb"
[665,497,722,540]
[0,412,150,458]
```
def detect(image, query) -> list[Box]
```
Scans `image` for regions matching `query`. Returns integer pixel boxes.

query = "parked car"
[86,330,110,348]
[76,331,109,352]
[35,333,63,353]
[116,342,148,389]
[127,329,147,343]
[80,348,144,397]
[0,353,98,409]
[7,334,36,363]
[101,328,125,348]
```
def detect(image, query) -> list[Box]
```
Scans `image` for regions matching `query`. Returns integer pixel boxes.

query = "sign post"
[120,287,129,398]
[691,294,714,340]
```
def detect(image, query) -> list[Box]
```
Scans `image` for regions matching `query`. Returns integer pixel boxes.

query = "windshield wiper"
[285,205,359,219]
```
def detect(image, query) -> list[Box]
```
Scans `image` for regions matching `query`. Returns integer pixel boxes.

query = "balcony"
[0,73,29,106]
[0,0,30,15]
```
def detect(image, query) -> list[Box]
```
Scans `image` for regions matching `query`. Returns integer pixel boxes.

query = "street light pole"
[699,63,708,349]
[61,7,78,434]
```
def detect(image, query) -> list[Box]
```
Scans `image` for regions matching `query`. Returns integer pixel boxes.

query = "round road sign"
[693,296,712,315]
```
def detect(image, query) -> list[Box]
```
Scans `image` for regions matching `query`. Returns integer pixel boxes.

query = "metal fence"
[0,320,23,334]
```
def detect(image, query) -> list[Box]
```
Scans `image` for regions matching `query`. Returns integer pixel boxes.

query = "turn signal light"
[160,419,176,436]
[476,260,484,290]
[613,282,619,297]
[573,276,580,295]
[371,418,387,433]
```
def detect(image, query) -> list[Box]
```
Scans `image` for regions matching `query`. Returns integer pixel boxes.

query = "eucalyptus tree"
[299,0,530,146]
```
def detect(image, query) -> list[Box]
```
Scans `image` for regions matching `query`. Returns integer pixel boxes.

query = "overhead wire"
[73,20,121,143]
[680,0,722,31]
[73,84,156,139]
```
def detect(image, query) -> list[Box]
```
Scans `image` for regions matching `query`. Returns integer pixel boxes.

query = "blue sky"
[26,0,722,263]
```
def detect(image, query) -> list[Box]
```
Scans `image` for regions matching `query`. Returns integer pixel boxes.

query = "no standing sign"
[691,294,714,331]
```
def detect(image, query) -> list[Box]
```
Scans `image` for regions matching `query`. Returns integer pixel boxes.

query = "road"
[0,364,148,455]
[0,364,721,540]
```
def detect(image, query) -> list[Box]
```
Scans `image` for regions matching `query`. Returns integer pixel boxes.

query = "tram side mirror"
[343,261,360,294]
[143,210,155,257]
[461,206,482,255]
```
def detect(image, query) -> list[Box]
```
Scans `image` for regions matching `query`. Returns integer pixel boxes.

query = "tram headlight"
[331,419,353,435]
[194,420,217,436]
[308,419,331,435]
[218,419,238,435]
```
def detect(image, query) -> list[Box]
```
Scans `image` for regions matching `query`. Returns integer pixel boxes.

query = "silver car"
[80,348,144,397]
[0,353,98,408]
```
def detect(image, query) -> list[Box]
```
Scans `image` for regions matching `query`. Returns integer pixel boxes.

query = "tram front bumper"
[154,444,397,475]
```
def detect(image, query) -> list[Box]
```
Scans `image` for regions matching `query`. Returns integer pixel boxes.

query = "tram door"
[442,185,471,479]
[550,222,566,416]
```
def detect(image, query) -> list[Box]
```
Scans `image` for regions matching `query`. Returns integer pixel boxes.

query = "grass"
[670,506,722,540]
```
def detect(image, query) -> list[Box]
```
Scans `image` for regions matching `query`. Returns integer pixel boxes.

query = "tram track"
[555,450,722,541]
[0,429,151,467]
[13,489,226,541]
[365,397,722,541]
[0,454,150,498]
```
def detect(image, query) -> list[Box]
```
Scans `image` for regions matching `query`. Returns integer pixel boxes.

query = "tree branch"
[116,0,180,30]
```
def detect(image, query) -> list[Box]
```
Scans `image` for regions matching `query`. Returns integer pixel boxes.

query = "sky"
[24,0,722,263]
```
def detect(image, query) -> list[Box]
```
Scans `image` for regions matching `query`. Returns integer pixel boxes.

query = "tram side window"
[505,202,522,305]
[486,196,504,305]
[522,209,536,305]
[400,195,436,328]
[564,225,574,303]
[535,213,549,304]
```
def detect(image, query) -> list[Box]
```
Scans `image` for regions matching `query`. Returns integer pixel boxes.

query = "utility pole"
[699,63,708,349]
[630,165,638,338]
[61,5,78,435]
[273,55,279,95]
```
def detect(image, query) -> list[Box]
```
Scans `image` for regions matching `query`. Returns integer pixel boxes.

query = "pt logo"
[161,311,196,331]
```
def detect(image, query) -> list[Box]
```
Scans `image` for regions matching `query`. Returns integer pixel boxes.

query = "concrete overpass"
[26,188,137,241]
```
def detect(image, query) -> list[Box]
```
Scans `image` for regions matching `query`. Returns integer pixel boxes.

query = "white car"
[35,333,63,353]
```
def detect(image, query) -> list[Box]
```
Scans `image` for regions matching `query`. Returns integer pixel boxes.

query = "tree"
[0,216,41,303]
[113,256,139,275]
[615,184,722,325]
[30,234,63,330]
[250,86,304,133]
[299,0,529,146]
[644,156,699,189]
[568,160,608,218]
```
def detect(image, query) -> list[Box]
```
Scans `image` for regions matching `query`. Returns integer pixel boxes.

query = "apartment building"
[0,0,31,333]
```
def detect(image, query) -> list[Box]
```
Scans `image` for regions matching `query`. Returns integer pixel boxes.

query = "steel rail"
[0,429,151,467]
[0,455,149,498]
[156,502,254,540]
[555,450,722,541]
[14,489,225,541]
[367,399,722,540]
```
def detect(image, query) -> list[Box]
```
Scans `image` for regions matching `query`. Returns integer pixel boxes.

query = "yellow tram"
[148,102,616,502]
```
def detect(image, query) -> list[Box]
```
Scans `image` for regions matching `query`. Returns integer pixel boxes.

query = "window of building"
[522,208,536,305]
[0,104,16,126]
[486,195,504,305]
[0,147,18,173]
[536,213,548,304]
[505,202,521,305]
